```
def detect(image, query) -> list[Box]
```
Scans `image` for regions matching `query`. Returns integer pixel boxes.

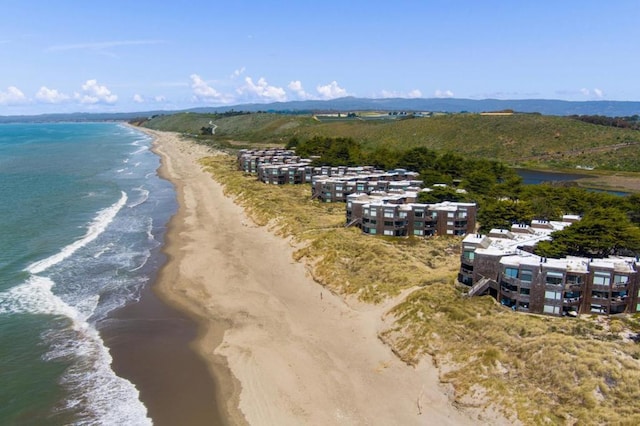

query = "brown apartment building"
[347,192,477,237]
[459,220,640,316]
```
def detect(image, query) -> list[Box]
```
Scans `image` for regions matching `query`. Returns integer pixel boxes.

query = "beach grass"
[199,151,640,425]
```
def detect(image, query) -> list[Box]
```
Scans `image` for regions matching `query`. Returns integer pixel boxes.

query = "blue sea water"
[0,123,176,425]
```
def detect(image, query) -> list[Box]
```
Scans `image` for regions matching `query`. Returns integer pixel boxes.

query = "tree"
[477,200,534,232]
[534,207,640,258]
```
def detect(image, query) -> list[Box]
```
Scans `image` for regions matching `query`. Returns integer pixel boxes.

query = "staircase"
[467,278,492,297]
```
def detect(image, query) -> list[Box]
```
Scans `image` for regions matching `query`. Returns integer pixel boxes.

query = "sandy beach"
[146,128,499,425]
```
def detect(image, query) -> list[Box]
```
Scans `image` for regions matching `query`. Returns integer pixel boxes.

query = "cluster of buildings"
[237,149,638,317]
[237,149,478,237]
[459,219,640,316]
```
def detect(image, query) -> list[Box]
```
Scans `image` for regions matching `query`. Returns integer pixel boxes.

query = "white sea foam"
[128,187,149,208]
[0,276,152,425]
[27,192,128,275]
[131,146,148,155]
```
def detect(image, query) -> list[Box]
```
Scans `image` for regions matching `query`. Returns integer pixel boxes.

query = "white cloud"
[35,86,70,103]
[238,77,287,102]
[288,80,311,99]
[190,73,230,103]
[230,67,246,78]
[380,89,422,99]
[593,88,604,98]
[0,86,28,104]
[133,94,144,103]
[154,95,166,103]
[580,88,590,96]
[434,89,454,98]
[74,79,118,104]
[316,81,347,99]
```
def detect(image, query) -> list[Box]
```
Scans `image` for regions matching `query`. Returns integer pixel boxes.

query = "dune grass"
[199,152,640,425]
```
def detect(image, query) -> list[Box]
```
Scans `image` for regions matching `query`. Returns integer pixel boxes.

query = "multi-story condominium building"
[312,170,422,202]
[346,192,477,237]
[237,149,300,173]
[459,219,640,316]
[258,163,382,185]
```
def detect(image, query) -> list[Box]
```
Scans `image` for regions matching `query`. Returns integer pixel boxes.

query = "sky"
[1,0,639,115]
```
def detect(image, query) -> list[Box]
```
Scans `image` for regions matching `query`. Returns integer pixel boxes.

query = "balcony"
[563,297,581,306]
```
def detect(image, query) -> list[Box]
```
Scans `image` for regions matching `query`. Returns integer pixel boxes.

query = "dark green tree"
[534,207,640,258]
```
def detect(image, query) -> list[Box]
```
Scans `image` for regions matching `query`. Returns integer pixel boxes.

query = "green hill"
[142,112,640,171]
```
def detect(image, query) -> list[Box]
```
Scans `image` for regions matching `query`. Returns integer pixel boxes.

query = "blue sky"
[1,0,639,115]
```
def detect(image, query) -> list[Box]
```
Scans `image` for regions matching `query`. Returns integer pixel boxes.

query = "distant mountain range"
[2,97,640,123]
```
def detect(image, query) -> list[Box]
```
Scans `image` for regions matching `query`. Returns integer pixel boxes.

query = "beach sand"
[145,128,504,425]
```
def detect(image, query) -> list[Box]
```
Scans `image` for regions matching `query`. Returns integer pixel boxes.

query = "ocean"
[0,122,176,425]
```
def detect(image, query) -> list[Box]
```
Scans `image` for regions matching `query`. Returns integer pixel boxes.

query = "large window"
[593,272,611,286]
[520,270,533,283]
[504,267,519,278]
[545,290,562,300]
[544,305,560,314]
[545,271,563,286]
[384,210,395,218]
[463,250,475,261]
[614,274,629,285]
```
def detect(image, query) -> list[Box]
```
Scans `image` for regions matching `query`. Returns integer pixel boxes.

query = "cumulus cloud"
[0,86,28,104]
[238,77,287,102]
[133,94,144,103]
[407,89,422,99]
[74,79,118,104]
[316,81,347,99]
[36,86,70,103]
[593,88,604,98]
[288,80,311,99]
[154,95,166,102]
[434,89,454,98]
[190,73,230,103]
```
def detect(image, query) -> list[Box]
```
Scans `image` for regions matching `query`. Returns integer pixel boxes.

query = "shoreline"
[138,127,504,425]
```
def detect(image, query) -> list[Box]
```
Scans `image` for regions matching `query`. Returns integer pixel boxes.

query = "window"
[384,221,393,226]
[545,271,563,286]
[463,250,475,260]
[504,267,519,278]
[545,290,561,300]
[447,221,454,226]
[614,275,629,285]
[566,274,583,285]
[520,288,530,295]
[447,212,455,218]
[384,210,395,218]
[458,211,468,219]
[369,228,376,235]
[520,270,533,283]
[414,210,424,218]
[593,272,611,286]
[383,229,394,236]
[414,221,423,228]
[543,305,560,314]
[399,212,408,218]
[446,229,454,234]
[414,229,424,236]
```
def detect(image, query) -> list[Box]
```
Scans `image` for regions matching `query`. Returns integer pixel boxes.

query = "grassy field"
[199,150,640,425]
[144,112,640,172]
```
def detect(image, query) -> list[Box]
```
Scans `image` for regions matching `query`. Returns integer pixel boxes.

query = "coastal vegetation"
[197,149,640,425]
[141,111,640,172]
[140,111,640,423]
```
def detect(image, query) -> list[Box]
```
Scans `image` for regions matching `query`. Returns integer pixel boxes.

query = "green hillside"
[142,112,640,171]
